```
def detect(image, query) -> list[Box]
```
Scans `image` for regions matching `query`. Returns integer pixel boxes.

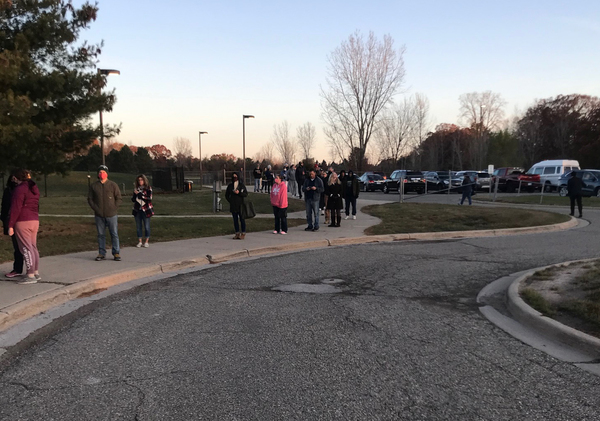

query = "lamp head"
[243,115,254,119]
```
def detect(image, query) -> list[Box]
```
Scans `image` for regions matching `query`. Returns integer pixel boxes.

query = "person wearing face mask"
[88,165,122,261]
[225,171,248,239]
[270,174,288,234]
[1,171,24,279]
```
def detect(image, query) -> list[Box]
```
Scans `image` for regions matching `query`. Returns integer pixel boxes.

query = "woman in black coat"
[225,172,248,239]
[1,172,24,278]
[326,172,344,227]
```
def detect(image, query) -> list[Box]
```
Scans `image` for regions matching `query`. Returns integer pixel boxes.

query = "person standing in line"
[567,171,584,218]
[319,169,329,223]
[327,172,343,227]
[344,170,359,219]
[261,168,267,193]
[296,162,305,199]
[253,165,262,193]
[225,172,248,239]
[270,174,288,235]
[265,165,274,194]
[459,175,473,205]
[7,169,40,284]
[303,169,324,231]
[88,165,122,261]
[1,172,24,278]
[288,164,297,197]
[132,174,154,248]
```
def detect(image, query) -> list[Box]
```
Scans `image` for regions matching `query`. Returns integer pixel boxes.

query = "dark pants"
[273,206,288,233]
[330,209,341,226]
[11,234,24,274]
[297,181,304,198]
[570,195,582,216]
[345,196,357,216]
[232,212,246,233]
[460,189,472,205]
[265,181,273,194]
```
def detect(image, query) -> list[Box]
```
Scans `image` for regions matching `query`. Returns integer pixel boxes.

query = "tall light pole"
[242,115,254,182]
[98,68,120,166]
[199,131,207,187]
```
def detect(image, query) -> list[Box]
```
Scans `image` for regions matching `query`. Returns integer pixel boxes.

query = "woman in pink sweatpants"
[8,169,40,285]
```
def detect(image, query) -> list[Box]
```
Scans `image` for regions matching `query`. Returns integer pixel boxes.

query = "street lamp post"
[98,68,120,166]
[242,115,254,182]
[199,131,207,187]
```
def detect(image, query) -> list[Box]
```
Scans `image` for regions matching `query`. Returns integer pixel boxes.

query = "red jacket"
[8,180,40,228]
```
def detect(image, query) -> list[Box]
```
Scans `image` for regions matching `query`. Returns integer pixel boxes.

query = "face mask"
[99,172,108,181]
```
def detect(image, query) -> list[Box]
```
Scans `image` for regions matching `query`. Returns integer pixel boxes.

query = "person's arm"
[316,178,324,194]
[7,186,24,229]
[87,185,101,215]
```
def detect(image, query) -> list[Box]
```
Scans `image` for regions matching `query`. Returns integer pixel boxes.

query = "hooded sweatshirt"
[270,181,288,208]
[8,180,40,228]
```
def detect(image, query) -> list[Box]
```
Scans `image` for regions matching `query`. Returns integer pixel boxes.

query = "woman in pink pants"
[8,169,40,285]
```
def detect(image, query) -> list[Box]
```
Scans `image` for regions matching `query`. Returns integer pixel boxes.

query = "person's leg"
[232,212,240,233]
[460,191,465,205]
[95,216,107,256]
[467,191,472,205]
[329,209,336,226]
[312,199,320,229]
[305,200,313,228]
[569,196,575,215]
[240,216,246,234]
[577,196,583,216]
[29,221,40,273]
[14,222,34,275]
[345,197,350,217]
[107,215,120,255]
[273,206,280,232]
[143,214,151,242]
[298,182,302,199]
[281,209,288,233]
[11,234,24,274]
[135,212,143,242]
[336,209,341,226]
[351,197,357,216]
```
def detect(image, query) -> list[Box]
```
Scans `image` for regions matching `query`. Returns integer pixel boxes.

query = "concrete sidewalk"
[0,199,388,331]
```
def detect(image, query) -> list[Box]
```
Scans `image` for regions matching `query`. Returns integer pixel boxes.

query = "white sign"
[488,164,494,175]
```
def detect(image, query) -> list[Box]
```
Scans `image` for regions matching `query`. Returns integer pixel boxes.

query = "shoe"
[273,230,279,234]
[233,233,240,239]
[313,227,319,231]
[34,274,42,282]
[344,216,349,220]
[240,233,246,240]
[328,224,335,227]
[18,275,37,285]
[95,254,106,261]
[352,215,356,220]
[579,214,583,218]
[136,242,142,248]
[321,210,324,215]
[569,213,574,216]
[305,227,313,231]
[336,223,341,227]
[114,254,121,261]
[5,271,21,278]
[144,242,149,248]
[280,231,287,235]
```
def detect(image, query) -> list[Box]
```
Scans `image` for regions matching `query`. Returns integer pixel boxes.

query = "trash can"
[184,180,194,192]
[212,180,222,212]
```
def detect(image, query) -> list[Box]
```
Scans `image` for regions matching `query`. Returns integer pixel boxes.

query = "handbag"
[241,200,256,219]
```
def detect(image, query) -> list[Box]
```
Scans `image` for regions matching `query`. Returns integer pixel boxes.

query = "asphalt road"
[0,204,599,420]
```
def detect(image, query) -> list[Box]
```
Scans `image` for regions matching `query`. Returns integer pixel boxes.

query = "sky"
[83,0,600,163]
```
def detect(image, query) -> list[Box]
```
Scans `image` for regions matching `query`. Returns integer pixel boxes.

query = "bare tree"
[375,97,415,164]
[271,121,296,165]
[296,122,316,160]
[256,141,276,165]
[410,93,431,169]
[458,91,506,169]
[321,30,406,171]
[173,137,192,167]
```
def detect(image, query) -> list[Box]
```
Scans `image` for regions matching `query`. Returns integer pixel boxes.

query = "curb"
[0,216,578,333]
[507,258,600,358]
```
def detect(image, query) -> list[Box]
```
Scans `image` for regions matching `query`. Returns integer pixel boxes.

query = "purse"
[241,200,256,219]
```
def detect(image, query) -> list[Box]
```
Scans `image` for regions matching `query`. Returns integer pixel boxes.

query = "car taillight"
[368,180,374,183]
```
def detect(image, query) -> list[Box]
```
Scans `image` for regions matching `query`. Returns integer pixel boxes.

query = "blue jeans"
[305,198,320,229]
[134,212,151,239]
[232,212,246,233]
[254,178,261,192]
[460,190,472,205]
[95,215,120,256]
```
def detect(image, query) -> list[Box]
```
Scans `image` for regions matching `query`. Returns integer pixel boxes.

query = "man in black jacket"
[567,171,584,218]
[344,170,360,219]
[296,162,305,199]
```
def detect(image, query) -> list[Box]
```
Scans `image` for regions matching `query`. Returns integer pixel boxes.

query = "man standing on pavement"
[344,170,359,219]
[88,165,122,261]
[296,162,305,199]
[567,171,584,218]
[303,169,324,231]
[288,164,297,197]
[253,165,262,192]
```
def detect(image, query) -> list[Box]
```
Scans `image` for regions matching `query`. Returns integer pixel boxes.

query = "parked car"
[558,170,600,197]
[455,171,479,191]
[362,171,387,180]
[528,159,580,192]
[491,167,540,193]
[425,171,462,192]
[476,172,491,191]
[358,173,385,192]
[383,170,426,194]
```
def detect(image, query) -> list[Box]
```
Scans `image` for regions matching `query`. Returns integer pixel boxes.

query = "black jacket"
[326,182,344,210]
[225,176,248,213]
[567,176,584,197]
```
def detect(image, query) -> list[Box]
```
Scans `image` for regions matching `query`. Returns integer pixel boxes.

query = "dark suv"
[558,170,600,197]
[383,170,426,194]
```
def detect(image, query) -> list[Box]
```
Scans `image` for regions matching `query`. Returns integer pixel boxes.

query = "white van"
[528,159,580,192]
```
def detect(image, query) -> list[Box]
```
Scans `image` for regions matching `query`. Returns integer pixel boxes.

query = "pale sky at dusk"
[85,0,600,163]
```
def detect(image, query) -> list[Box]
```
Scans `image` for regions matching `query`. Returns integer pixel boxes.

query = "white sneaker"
[280,231,287,235]
[352,215,356,220]
[18,276,37,285]
[344,216,349,220]
[136,242,142,248]
[144,242,149,248]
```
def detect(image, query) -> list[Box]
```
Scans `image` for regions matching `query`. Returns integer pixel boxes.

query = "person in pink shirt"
[270,174,288,234]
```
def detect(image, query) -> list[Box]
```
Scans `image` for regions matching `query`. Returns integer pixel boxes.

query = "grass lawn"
[475,194,600,207]
[0,216,306,263]
[362,202,570,235]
